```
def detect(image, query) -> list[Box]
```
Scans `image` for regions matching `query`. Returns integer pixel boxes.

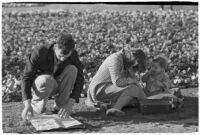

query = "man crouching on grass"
[21,31,84,120]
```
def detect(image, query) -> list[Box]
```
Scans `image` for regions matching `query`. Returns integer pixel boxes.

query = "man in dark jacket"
[21,31,84,120]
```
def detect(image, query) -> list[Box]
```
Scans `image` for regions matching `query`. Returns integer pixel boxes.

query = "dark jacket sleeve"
[21,48,40,101]
[69,50,84,103]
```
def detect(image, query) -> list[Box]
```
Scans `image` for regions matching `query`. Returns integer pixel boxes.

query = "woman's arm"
[107,55,138,87]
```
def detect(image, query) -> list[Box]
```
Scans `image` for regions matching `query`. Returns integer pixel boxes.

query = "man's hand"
[58,98,75,119]
[21,99,34,121]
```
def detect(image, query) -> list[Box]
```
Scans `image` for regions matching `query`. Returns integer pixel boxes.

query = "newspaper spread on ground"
[30,114,83,131]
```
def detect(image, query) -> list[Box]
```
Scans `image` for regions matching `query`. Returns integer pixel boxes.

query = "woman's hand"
[128,67,135,78]
[127,77,140,87]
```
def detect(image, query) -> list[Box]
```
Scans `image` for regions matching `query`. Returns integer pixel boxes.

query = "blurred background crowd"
[2,4,198,102]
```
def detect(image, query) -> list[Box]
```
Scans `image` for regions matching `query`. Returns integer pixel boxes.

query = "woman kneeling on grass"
[86,48,147,116]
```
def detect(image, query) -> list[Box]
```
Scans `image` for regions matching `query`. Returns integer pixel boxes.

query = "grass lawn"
[2,88,198,133]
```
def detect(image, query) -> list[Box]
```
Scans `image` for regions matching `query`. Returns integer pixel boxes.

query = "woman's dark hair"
[123,48,146,72]
[56,31,75,55]
[134,49,147,72]
[153,55,168,70]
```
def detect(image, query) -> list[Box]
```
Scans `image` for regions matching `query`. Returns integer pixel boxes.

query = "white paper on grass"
[147,93,176,99]
[30,114,83,131]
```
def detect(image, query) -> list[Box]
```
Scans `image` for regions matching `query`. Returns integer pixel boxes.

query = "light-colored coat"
[86,51,145,106]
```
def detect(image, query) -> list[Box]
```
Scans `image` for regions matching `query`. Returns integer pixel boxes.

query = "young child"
[142,55,171,97]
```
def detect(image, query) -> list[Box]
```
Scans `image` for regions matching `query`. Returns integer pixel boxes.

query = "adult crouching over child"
[86,48,147,116]
[21,31,84,120]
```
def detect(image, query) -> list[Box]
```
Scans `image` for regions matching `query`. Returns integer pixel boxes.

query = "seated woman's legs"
[107,84,145,116]
[114,84,145,110]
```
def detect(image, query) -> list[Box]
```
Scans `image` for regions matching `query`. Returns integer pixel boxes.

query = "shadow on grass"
[2,95,198,133]
[72,96,198,132]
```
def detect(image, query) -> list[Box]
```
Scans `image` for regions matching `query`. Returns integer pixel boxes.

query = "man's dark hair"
[56,31,75,55]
